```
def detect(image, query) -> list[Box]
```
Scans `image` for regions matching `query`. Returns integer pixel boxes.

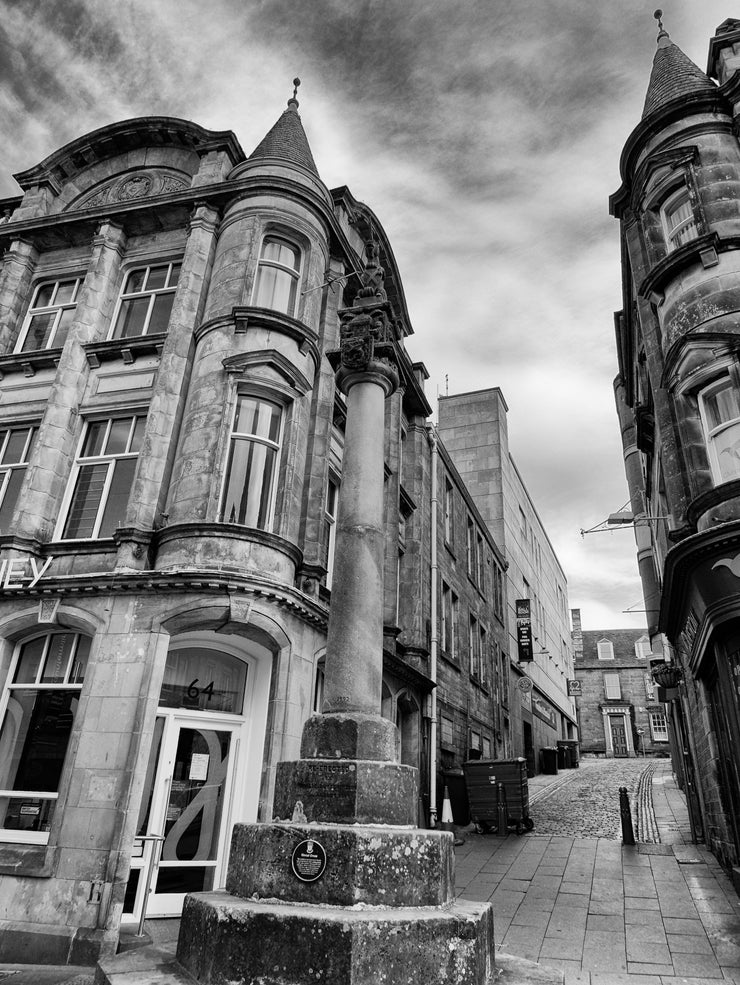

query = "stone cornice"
[638,231,740,301]
[0,566,329,630]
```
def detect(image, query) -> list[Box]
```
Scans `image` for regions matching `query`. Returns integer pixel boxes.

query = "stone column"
[0,238,38,353]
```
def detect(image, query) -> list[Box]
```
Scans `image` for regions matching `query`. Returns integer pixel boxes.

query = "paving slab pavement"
[455,758,740,984]
[3,758,738,984]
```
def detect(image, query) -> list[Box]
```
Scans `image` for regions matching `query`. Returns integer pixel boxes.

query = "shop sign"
[291,839,327,883]
[0,555,53,589]
[567,679,582,696]
[518,677,533,692]
[516,598,532,662]
[532,693,557,729]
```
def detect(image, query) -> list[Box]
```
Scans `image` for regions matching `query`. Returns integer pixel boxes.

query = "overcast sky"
[0,1,732,630]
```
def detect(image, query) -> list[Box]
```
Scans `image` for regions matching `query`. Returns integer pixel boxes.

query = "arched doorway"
[123,633,271,922]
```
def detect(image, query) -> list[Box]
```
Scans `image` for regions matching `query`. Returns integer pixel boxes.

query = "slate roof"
[642,35,718,120]
[248,102,319,176]
[580,628,649,663]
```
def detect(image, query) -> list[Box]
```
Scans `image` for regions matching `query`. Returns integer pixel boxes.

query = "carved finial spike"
[654,8,669,42]
[288,77,301,110]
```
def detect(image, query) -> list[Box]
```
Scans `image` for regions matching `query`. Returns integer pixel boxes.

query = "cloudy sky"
[0,1,732,629]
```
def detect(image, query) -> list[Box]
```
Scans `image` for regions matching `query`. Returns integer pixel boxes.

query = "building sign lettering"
[516,598,533,662]
[291,839,327,883]
[567,679,582,696]
[0,556,53,589]
[532,693,557,729]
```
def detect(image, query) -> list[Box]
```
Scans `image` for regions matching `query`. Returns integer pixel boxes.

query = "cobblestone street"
[455,758,740,983]
[527,757,659,839]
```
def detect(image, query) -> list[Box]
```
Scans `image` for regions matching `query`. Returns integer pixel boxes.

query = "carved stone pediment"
[67,169,191,211]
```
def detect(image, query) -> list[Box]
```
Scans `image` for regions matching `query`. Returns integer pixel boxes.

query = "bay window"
[60,414,145,539]
[699,376,740,483]
[220,395,283,530]
[110,261,181,339]
[0,633,90,843]
[16,277,81,352]
[252,236,301,317]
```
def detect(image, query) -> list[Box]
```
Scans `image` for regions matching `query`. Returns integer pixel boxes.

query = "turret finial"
[654,9,669,44]
[288,77,300,111]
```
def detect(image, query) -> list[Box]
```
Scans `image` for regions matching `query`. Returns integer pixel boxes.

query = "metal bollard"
[619,786,635,845]
[497,782,508,835]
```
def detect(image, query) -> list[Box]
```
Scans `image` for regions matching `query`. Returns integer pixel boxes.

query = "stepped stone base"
[177,892,495,985]
[228,821,454,906]
[274,758,417,825]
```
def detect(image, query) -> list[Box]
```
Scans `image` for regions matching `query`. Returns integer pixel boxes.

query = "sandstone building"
[0,95,525,962]
[570,609,668,757]
[437,389,577,774]
[611,17,740,885]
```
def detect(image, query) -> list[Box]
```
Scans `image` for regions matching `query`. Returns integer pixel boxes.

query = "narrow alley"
[455,758,740,982]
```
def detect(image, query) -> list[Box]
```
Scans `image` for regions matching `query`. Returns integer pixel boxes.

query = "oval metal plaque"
[291,838,327,883]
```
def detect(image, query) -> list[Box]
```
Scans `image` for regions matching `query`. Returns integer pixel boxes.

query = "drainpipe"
[427,424,439,826]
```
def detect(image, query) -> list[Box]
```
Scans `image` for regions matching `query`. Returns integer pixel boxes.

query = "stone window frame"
[649,709,669,742]
[440,579,458,660]
[55,410,147,541]
[107,259,182,341]
[635,635,651,659]
[638,147,705,268]
[14,275,83,354]
[0,631,91,846]
[697,370,740,485]
[443,475,454,547]
[251,231,304,320]
[661,186,700,252]
[218,390,286,533]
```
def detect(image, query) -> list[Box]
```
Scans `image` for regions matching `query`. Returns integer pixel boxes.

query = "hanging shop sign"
[567,679,582,696]
[0,555,54,590]
[516,598,533,662]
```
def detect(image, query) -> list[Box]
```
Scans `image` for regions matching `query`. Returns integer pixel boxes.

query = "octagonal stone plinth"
[177,893,495,985]
[274,759,417,825]
[300,712,399,761]
[226,822,454,907]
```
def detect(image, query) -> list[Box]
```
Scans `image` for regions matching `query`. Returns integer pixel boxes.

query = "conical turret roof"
[642,31,717,119]
[248,88,319,176]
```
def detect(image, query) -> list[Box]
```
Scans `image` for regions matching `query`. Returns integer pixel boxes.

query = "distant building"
[438,388,577,775]
[571,609,668,757]
[611,17,740,883]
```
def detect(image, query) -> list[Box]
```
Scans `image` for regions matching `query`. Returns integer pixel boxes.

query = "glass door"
[124,714,240,920]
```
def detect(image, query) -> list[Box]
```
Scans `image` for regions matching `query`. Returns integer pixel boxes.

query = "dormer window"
[597,639,614,660]
[252,236,301,316]
[662,188,699,251]
[699,375,740,483]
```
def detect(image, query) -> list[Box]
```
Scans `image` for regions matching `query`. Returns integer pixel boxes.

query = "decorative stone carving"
[70,169,190,211]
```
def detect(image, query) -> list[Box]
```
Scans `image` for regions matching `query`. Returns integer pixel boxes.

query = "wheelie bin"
[462,758,534,835]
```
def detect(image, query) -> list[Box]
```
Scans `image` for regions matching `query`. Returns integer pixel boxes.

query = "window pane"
[21,313,54,352]
[222,438,277,528]
[148,293,175,334]
[12,637,46,684]
[82,421,108,458]
[98,457,136,537]
[0,796,55,834]
[0,690,78,794]
[705,383,740,430]
[159,647,247,714]
[145,265,169,291]
[54,280,77,305]
[168,263,181,288]
[253,265,296,314]
[69,637,90,684]
[0,469,25,533]
[40,634,76,684]
[130,416,146,454]
[262,238,299,270]
[52,306,76,349]
[34,284,55,308]
[234,397,281,442]
[113,297,150,339]
[713,421,740,481]
[105,417,133,456]
[124,269,147,294]
[2,428,31,465]
[63,463,108,538]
